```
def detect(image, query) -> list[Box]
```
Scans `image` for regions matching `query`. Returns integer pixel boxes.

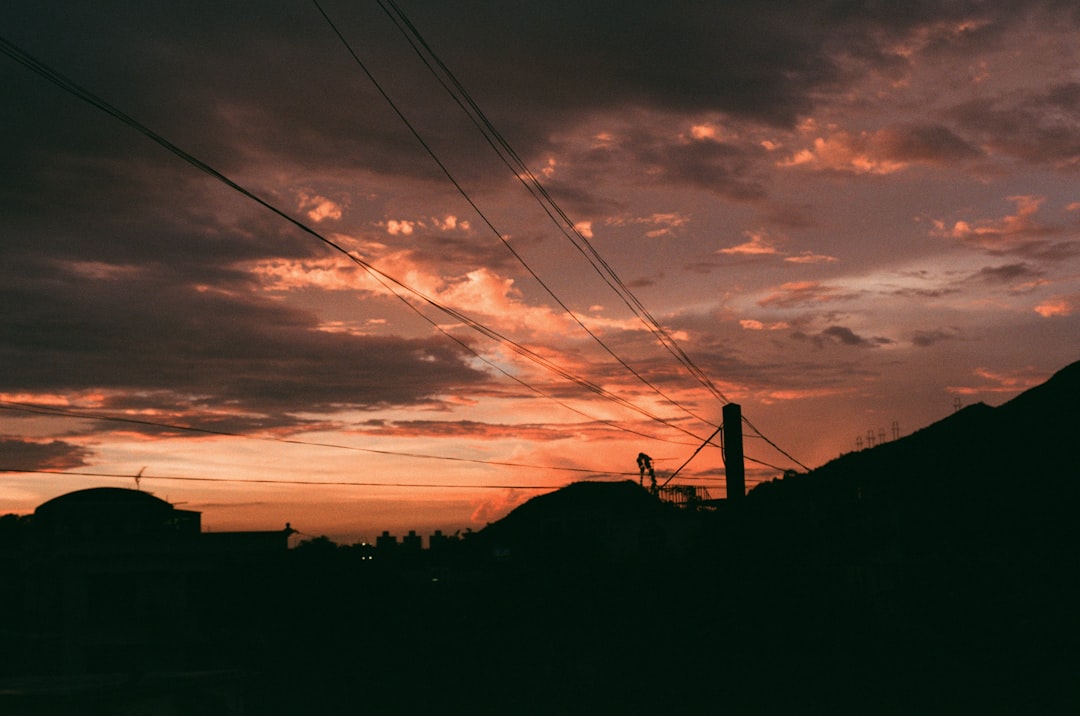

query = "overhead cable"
[0,399,647,474]
[373,1,813,472]
[374,0,732,407]
[312,0,717,431]
[0,34,709,446]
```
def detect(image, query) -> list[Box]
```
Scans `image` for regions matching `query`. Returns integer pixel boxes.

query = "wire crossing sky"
[1,1,1078,542]
[0,33,727,446]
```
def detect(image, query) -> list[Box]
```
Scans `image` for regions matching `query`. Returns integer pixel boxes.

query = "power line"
[660,424,723,488]
[312,0,716,432]
[0,34,709,446]
[0,399,644,475]
[5,398,798,480]
[0,467,773,491]
[741,414,809,472]
[374,0,732,408]
[0,28,805,475]
[366,1,808,470]
[0,467,576,490]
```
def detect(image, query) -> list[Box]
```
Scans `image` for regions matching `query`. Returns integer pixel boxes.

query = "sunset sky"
[2,1,1079,543]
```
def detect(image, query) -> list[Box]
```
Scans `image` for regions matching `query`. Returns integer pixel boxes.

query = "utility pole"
[722,403,745,501]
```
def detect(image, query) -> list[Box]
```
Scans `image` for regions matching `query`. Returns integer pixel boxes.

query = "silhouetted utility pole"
[855,435,864,451]
[722,403,745,501]
[892,420,900,440]
[953,397,962,413]
[866,429,876,448]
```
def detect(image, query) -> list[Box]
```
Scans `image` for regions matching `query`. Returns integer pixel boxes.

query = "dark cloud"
[393,231,536,275]
[4,0,1054,194]
[910,328,961,347]
[0,438,91,471]
[1004,239,1080,262]
[0,260,488,417]
[950,82,1080,168]
[792,325,892,349]
[548,123,768,202]
[654,138,768,200]
[972,263,1043,284]
[890,286,962,299]
[762,203,820,230]
[874,123,982,164]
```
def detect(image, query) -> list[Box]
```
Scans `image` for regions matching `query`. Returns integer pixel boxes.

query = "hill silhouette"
[475,359,1079,550]
[745,358,1080,553]
[476,479,690,565]
[450,359,1080,714]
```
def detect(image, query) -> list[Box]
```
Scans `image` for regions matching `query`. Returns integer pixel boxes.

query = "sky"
[2,0,1079,544]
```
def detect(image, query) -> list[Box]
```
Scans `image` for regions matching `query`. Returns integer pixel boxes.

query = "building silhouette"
[2,487,290,715]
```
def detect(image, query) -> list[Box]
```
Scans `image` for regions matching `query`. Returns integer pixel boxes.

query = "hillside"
[747,358,1080,541]
[476,479,692,564]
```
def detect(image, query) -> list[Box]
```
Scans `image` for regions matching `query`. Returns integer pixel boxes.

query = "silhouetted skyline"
[3,365,1077,714]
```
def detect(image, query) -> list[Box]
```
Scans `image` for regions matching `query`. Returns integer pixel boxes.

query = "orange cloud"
[432,215,467,231]
[759,387,851,403]
[784,252,837,264]
[605,212,689,239]
[782,132,907,174]
[297,192,343,223]
[1034,297,1073,317]
[757,281,856,308]
[471,488,528,526]
[251,258,363,292]
[930,195,1060,251]
[719,230,780,256]
[947,366,1048,396]
[780,123,978,175]
[386,219,415,235]
[739,319,789,331]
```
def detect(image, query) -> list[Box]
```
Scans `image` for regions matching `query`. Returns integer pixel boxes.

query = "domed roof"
[35,487,173,514]
[32,487,201,544]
